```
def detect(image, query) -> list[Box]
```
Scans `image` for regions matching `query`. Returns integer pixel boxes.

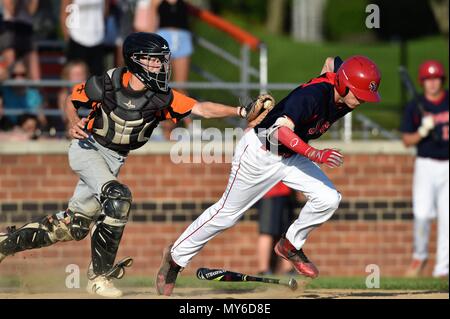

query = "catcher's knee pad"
[100,180,132,220]
[90,181,132,277]
[0,210,92,257]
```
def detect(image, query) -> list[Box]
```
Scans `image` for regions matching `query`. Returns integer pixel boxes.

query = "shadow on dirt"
[303,290,447,299]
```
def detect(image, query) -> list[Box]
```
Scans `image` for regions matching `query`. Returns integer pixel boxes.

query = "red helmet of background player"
[335,55,381,103]
[418,60,446,83]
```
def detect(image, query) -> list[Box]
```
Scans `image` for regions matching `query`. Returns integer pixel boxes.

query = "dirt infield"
[0,286,447,299]
[0,272,447,299]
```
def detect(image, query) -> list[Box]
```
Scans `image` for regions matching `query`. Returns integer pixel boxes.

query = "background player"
[257,182,294,275]
[0,32,245,297]
[401,60,449,278]
[156,55,382,296]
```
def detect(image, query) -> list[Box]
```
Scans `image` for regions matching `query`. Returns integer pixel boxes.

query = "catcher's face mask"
[131,52,171,92]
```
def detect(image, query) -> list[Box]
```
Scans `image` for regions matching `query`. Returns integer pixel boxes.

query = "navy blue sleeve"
[279,88,316,125]
[400,101,420,133]
[334,56,343,72]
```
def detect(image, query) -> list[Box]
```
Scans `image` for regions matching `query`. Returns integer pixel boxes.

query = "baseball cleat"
[274,236,319,278]
[405,259,427,278]
[86,275,123,298]
[156,244,182,296]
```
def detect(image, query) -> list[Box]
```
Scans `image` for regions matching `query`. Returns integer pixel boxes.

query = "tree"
[189,0,211,9]
[266,0,287,34]
[291,0,326,42]
[429,0,449,37]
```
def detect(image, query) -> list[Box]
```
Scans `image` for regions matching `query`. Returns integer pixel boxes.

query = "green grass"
[118,275,448,291]
[98,275,450,292]
[305,276,448,291]
[188,16,449,132]
[120,275,450,292]
[0,275,447,293]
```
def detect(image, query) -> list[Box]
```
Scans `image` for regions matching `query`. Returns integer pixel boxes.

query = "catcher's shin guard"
[0,210,92,258]
[90,181,132,278]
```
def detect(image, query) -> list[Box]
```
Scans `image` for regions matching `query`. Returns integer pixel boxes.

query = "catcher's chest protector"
[88,67,173,152]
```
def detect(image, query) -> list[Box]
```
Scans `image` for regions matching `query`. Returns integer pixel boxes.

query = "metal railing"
[0,78,398,141]
[191,36,268,100]
[186,2,267,100]
[181,4,396,141]
[0,4,397,141]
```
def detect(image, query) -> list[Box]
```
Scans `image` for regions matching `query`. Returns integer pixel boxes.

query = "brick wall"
[0,153,415,202]
[0,142,438,277]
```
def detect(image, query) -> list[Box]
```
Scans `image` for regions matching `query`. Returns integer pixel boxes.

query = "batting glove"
[305,148,344,168]
[418,115,435,138]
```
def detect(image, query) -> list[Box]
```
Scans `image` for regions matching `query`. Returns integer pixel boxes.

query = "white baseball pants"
[412,157,449,277]
[171,129,341,267]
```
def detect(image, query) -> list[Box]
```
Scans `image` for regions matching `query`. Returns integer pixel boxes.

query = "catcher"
[156,55,382,296]
[0,32,249,298]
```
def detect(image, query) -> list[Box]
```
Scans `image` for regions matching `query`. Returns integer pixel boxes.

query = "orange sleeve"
[70,82,93,109]
[172,90,197,113]
[122,71,132,87]
[164,90,197,123]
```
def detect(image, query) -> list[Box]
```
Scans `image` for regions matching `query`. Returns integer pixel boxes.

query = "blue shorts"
[157,29,194,59]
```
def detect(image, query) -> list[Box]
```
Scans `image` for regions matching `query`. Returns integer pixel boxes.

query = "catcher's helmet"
[418,60,445,83]
[123,32,171,92]
[335,55,381,103]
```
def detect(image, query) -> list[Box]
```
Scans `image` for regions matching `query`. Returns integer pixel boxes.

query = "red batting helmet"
[418,60,446,83]
[335,55,381,103]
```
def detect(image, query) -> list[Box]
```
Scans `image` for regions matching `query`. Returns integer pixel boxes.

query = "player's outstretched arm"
[273,120,343,168]
[191,101,242,119]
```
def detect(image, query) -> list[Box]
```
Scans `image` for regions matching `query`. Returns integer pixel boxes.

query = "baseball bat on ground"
[196,267,298,291]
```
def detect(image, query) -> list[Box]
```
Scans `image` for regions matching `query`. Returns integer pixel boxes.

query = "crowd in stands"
[0,0,194,141]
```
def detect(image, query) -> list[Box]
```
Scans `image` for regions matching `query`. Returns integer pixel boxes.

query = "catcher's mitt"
[239,94,276,128]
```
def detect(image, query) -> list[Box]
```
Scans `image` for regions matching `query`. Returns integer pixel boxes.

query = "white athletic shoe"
[86,276,123,298]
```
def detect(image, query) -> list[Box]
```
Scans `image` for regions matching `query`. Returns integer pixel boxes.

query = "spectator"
[0,0,40,80]
[257,182,294,275]
[401,60,449,279]
[0,93,15,131]
[133,0,151,32]
[0,56,8,82]
[148,0,194,135]
[57,59,89,127]
[0,59,46,127]
[0,112,40,140]
[148,0,193,95]
[60,0,106,76]
[32,0,59,41]
[18,112,40,138]
[103,0,139,68]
